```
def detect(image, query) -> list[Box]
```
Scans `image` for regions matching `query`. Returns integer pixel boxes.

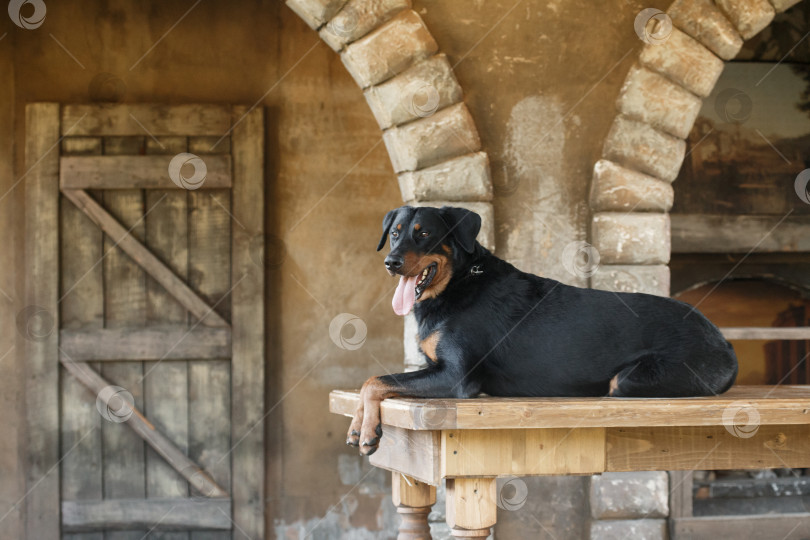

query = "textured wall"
[0,0,685,538]
[0,1,401,537]
[420,0,669,287]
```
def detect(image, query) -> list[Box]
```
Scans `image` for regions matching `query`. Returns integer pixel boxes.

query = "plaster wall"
[0,1,667,538]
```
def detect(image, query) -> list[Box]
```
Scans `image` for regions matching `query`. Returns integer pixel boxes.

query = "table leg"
[392,472,436,540]
[446,478,497,539]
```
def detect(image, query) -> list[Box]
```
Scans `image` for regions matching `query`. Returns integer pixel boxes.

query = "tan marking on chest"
[420,331,441,362]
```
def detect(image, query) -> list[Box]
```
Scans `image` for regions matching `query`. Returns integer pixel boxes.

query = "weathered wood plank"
[671,213,810,253]
[442,428,606,477]
[720,327,810,340]
[62,136,102,155]
[61,189,228,327]
[329,387,810,430]
[60,180,105,540]
[188,191,232,325]
[671,514,810,538]
[24,102,61,539]
[145,184,190,540]
[103,136,144,155]
[369,426,441,486]
[146,136,188,155]
[188,361,232,540]
[62,104,233,136]
[606,424,810,472]
[230,106,265,539]
[101,187,148,540]
[668,471,693,519]
[188,178,234,540]
[60,360,228,498]
[60,155,232,190]
[62,498,232,532]
[59,327,232,361]
[189,136,230,155]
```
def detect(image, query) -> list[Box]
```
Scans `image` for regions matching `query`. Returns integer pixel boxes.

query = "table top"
[329,386,810,430]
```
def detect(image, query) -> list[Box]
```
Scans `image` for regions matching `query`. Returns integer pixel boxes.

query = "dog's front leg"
[346,377,373,448]
[351,364,476,456]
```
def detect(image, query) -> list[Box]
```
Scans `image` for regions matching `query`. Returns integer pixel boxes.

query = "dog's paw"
[346,429,360,447]
[346,412,363,447]
[359,423,382,456]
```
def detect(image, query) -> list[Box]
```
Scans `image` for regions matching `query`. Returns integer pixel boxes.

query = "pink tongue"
[392,275,418,316]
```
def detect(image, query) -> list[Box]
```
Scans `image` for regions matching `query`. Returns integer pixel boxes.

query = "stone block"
[590,159,674,212]
[340,10,438,88]
[364,54,463,129]
[429,521,454,540]
[429,480,447,523]
[715,0,775,40]
[590,472,669,519]
[770,0,803,12]
[602,116,686,182]
[286,0,349,30]
[410,201,495,251]
[639,27,724,97]
[617,65,702,139]
[319,0,411,51]
[383,103,481,173]
[590,519,667,540]
[668,0,743,60]
[591,212,670,265]
[590,265,671,296]
[398,152,492,202]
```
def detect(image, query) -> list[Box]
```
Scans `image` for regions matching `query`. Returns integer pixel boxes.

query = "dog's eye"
[419,231,430,238]
[391,231,399,238]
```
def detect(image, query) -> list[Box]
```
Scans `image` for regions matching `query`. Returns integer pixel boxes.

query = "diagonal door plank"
[61,188,229,327]
[60,359,229,498]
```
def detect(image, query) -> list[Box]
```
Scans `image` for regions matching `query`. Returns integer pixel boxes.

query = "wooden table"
[330,386,810,539]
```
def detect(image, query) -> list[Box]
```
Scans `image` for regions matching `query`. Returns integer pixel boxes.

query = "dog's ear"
[377,208,399,251]
[440,206,481,254]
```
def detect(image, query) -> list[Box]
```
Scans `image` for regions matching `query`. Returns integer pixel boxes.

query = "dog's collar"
[470,264,484,275]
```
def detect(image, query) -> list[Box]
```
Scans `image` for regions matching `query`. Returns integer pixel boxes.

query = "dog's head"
[377,206,481,315]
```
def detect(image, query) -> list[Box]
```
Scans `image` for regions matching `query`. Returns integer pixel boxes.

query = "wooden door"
[23,104,264,539]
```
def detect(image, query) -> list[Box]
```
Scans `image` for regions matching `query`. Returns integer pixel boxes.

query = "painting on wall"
[674,62,810,216]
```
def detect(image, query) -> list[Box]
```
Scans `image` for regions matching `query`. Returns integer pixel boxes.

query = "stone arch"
[588,0,804,297]
[285,0,496,250]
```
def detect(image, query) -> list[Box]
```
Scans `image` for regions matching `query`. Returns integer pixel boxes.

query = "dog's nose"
[384,255,403,271]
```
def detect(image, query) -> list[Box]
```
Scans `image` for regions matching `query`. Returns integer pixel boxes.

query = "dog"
[346,206,738,455]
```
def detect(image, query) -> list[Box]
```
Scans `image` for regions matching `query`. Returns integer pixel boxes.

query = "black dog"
[346,206,738,455]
